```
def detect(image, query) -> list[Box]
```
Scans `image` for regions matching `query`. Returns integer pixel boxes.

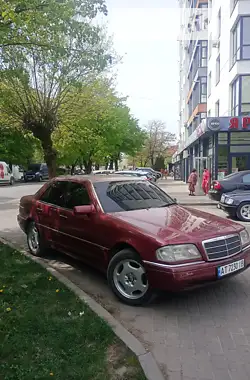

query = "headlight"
[156,244,202,263]
[225,198,234,205]
[240,229,250,247]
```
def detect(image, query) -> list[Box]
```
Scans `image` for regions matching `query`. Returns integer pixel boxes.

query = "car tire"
[236,202,250,222]
[27,221,45,256]
[107,248,154,306]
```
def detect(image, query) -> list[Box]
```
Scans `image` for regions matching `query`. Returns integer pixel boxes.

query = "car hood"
[225,191,250,198]
[113,205,243,244]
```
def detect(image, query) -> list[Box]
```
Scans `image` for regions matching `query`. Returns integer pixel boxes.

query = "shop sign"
[208,118,220,131]
[229,117,250,129]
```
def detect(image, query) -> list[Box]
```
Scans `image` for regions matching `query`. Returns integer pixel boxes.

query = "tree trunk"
[84,160,92,174]
[109,160,114,170]
[71,165,75,175]
[105,162,109,170]
[41,139,57,179]
[95,164,100,170]
[114,159,118,171]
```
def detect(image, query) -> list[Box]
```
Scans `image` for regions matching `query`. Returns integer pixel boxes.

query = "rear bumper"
[144,246,250,291]
[17,215,27,233]
[208,190,221,202]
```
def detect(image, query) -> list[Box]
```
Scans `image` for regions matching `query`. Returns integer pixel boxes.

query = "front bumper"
[144,246,250,291]
[219,203,237,216]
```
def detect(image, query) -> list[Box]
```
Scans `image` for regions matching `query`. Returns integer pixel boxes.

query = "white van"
[0,162,15,185]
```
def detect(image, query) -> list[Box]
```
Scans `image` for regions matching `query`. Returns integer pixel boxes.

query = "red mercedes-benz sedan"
[17,175,250,306]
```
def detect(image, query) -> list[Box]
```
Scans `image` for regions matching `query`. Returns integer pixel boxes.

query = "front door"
[56,181,106,268]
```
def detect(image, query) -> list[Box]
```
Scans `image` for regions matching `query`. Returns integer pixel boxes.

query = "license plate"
[209,189,217,193]
[217,259,244,278]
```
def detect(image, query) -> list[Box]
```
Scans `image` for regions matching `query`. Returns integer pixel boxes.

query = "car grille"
[203,234,241,261]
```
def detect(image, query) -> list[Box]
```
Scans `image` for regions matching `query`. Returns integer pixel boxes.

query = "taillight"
[213,181,222,190]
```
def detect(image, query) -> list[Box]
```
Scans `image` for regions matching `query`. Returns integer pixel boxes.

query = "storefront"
[173,116,250,182]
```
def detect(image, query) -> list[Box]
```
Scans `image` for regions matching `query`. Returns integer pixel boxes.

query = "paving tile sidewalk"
[159,179,217,206]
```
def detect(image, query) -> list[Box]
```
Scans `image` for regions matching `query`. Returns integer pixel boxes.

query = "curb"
[179,202,217,206]
[0,237,165,380]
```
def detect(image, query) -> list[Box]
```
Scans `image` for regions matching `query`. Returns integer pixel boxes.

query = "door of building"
[194,157,211,194]
[230,155,250,173]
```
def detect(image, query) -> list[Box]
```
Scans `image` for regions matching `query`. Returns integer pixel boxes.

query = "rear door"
[56,181,106,267]
[34,181,68,247]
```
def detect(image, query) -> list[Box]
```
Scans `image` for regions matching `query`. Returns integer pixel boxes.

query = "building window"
[216,55,220,85]
[231,75,250,116]
[201,41,208,67]
[208,72,211,96]
[218,8,221,38]
[232,17,250,66]
[215,100,220,116]
[200,77,207,103]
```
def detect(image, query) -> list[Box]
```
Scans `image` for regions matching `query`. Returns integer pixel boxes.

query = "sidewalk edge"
[0,237,165,380]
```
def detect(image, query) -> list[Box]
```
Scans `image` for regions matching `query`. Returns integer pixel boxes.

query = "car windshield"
[94,180,176,213]
[27,164,41,172]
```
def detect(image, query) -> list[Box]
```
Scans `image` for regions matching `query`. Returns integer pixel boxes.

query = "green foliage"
[53,78,145,171]
[0,0,113,177]
[0,124,40,166]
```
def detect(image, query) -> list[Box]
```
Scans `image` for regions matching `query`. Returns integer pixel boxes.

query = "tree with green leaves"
[0,0,113,178]
[53,78,145,173]
[133,120,176,168]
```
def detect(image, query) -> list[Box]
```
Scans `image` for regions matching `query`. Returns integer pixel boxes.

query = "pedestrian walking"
[187,169,197,196]
[202,168,211,195]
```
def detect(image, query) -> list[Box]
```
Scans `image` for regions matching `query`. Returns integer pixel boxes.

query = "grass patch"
[0,243,146,380]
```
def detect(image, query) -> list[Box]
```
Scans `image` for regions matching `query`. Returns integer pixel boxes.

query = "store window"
[218,133,227,145]
[218,146,228,176]
[216,55,220,84]
[231,76,250,116]
[232,17,250,66]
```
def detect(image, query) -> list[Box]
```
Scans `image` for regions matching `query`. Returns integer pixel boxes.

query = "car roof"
[52,174,142,183]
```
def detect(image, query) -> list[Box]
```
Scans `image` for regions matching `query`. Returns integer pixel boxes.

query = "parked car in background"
[24,163,49,182]
[18,175,250,306]
[135,167,161,180]
[0,161,15,185]
[114,170,154,181]
[209,171,250,202]
[219,191,250,222]
[12,165,24,181]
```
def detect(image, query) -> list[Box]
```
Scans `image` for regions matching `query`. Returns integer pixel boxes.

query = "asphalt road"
[1,183,250,380]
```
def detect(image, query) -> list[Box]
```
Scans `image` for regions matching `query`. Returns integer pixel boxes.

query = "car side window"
[65,182,91,209]
[39,181,67,207]
[242,174,250,183]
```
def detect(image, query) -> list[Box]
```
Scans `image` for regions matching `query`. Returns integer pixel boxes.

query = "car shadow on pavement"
[1,227,249,317]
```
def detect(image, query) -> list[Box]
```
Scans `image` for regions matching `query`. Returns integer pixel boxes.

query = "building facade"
[173,0,250,183]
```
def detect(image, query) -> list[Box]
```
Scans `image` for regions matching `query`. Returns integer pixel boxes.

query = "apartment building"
[173,0,250,182]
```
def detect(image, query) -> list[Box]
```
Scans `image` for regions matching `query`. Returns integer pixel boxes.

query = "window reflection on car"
[94,180,176,212]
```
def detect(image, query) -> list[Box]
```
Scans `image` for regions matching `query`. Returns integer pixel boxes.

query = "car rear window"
[94,180,176,213]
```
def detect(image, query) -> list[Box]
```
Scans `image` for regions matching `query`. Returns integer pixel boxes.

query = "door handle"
[37,207,43,214]
[59,214,68,219]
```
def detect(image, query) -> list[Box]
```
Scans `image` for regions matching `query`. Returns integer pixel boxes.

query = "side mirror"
[73,204,96,215]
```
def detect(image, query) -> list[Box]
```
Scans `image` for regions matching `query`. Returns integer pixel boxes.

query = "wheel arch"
[108,242,139,262]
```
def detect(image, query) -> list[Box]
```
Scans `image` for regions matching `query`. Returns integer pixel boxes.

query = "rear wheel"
[236,202,250,222]
[27,221,45,256]
[107,249,154,306]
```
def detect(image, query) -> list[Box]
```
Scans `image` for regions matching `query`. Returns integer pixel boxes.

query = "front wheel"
[107,249,154,306]
[236,202,250,222]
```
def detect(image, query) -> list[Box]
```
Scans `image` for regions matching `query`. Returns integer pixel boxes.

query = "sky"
[104,0,180,134]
